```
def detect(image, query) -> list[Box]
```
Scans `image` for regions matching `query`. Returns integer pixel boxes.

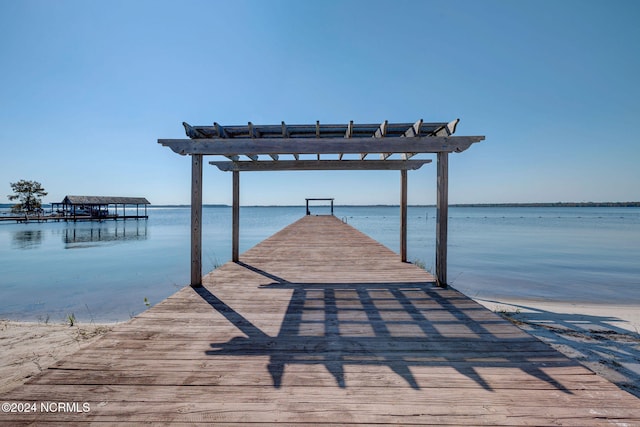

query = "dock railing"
[305,198,334,216]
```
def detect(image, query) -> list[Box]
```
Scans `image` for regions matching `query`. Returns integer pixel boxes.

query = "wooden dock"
[1,216,639,425]
[0,214,148,223]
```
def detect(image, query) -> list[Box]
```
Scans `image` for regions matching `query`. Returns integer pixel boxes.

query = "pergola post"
[191,154,203,287]
[400,169,408,262]
[232,170,240,262]
[436,152,448,287]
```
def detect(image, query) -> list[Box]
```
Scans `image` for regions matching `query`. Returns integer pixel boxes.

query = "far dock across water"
[0,195,150,223]
[1,216,639,425]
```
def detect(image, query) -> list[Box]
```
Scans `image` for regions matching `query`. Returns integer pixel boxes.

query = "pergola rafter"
[158,118,484,287]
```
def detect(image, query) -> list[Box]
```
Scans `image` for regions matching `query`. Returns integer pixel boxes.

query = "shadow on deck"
[196,262,574,393]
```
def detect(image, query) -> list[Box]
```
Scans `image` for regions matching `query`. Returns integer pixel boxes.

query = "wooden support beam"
[214,122,229,138]
[232,170,239,262]
[401,119,423,160]
[361,120,388,160]
[160,135,484,156]
[339,120,353,160]
[377,121,393,160]
[245,122,260,161]
[316,120,320,160]
[182,122,206,139]
[213,122,239,161]
[404,118,459,160]
[282,121,299,160]
[436,152,448,287]
[191,154,203,287]
[400,169,408,262]
[210,159,431,172]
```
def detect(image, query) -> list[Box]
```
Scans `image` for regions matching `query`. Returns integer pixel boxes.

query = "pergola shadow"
[481,299,640,398]
[195,263,576,393]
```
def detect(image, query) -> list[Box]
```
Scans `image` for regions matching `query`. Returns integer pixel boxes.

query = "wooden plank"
[250,121,278,161]
[315,120,320,160]
[159,135,485,156]
[190,121,453,139]
[232,170,239,262]
[190,154,202,286]
[281,121,299,160]
[401,118,423,160]
[436,152,448,286]
[214,122,228,138]
[400,169,407,262]
[339,120,353,160]
[405,118,459,161]
[362,120,388,160]
[245,122,260,161]
[212,122,239,161]
[210,160,431,172]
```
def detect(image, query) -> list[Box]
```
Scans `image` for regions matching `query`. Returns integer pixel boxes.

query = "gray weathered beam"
[183,122,206,139]
[210,160,431,172]
[232,170,239,262]
[282,121,299,160]
[211,123,239,160]
[436,152,448,287]
[362,120,388,160]
[404,118,460,160]
[160,135,484,156]
[339,120,353,161]
[191,154,203,287]
[316,121,320,160]
[214,122,228,138]
[400,119,423,160]
[245,122,260,161]
[400,169,408,262]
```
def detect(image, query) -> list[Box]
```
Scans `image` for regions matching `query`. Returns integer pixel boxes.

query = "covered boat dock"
[51,196,150,221]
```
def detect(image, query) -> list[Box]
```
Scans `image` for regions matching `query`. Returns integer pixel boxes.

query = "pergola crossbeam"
[210,159,431,172]
[160,135,484,157]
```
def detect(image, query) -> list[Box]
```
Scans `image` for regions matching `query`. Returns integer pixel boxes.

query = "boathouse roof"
[61,196,150,205]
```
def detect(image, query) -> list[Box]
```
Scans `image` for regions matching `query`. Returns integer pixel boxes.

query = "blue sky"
[1,0,638,205]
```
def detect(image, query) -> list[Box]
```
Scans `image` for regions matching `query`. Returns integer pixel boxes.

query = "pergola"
[159,119,484,287]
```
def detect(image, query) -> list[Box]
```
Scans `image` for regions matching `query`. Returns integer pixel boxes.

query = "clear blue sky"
[1,0,638,205]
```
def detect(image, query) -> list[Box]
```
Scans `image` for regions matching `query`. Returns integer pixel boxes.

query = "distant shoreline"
[180,202,640,208]
[1,202,639,210]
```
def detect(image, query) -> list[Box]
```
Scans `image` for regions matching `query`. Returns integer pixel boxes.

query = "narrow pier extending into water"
[1,216,638,425]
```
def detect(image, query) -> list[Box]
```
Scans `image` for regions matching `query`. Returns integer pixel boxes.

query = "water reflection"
[12,230,44,249]
[63,222,148,248]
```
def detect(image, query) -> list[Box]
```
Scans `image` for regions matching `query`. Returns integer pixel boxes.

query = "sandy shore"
[474,298,640,398]
[0,320,114,394]
[2,300,639,399]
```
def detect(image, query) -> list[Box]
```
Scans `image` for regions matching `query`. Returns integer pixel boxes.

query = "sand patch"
[0,320,113,394]
[475,299,640,398]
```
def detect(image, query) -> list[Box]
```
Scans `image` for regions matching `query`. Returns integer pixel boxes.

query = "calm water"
[1,206,639,322]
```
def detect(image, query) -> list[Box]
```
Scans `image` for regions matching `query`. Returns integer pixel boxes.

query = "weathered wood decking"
[1,216,639,425]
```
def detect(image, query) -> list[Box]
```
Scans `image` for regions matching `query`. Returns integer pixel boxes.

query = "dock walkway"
[1,216,639,425]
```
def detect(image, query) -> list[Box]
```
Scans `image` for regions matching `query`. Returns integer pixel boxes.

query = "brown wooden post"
[232,170,240,262]
[191,154,203,287]
[436,152,448,287]
[400,169,408,262]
